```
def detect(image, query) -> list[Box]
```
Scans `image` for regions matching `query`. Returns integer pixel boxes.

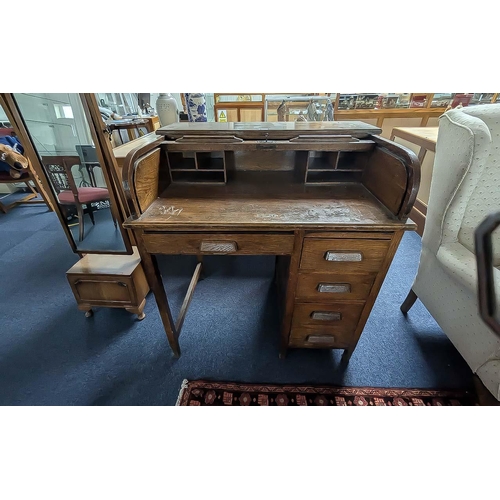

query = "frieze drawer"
[142,232,295,255]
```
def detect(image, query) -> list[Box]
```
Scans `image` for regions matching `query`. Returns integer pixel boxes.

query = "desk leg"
[136,234,180,357]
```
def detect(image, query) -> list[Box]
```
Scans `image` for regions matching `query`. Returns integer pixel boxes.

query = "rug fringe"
[175,379,189,406]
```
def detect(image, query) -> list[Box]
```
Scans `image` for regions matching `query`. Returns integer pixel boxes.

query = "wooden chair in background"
[42,156,116,242]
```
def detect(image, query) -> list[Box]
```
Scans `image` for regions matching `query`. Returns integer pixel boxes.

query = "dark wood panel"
[366,136,421,220]
[362,147,408,216]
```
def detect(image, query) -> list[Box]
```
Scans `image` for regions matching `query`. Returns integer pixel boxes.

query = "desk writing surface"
[126,172,412,231]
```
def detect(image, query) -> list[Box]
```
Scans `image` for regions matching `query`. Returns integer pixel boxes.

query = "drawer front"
[69,276,133,304]
[289,326,352,349]
[296,272,376,302]
[291,302,364,332]
[300,238,390,273]
[142,232,294,255]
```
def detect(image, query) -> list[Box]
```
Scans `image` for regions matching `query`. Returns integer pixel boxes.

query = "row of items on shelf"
[337,93,498,110]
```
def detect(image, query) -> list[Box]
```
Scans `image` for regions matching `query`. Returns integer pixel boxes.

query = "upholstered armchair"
[401,104,500,400]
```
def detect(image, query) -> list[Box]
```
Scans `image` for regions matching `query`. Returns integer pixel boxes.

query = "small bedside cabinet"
[66,247,150,320]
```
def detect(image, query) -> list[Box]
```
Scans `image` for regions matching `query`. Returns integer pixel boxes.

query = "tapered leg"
[137,237,180,357]
[401,289,418,314]
[197,254,205,280]
[76,204,85,242]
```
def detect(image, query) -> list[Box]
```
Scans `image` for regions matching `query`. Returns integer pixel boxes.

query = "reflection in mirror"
[13,93,126,252]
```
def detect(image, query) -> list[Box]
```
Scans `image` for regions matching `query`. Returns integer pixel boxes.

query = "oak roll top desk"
[122,122,420,359]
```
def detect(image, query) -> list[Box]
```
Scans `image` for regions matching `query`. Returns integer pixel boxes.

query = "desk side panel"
[362,136,421,220]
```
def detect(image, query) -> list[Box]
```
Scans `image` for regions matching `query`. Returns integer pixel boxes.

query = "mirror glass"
[13,93,127,252]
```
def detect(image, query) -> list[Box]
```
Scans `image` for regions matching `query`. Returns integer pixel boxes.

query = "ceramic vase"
[156,93,179,127]
[184,93,207,122]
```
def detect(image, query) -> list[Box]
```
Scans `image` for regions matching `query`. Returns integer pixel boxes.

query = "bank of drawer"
[142,232,294,255]
[289,326,353,349]
[300,238,390,273]
[291,302,364,332]
[296,272,376,302]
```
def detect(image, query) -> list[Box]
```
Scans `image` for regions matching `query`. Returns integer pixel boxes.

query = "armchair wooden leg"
[88,205,96,225]
[401,289,418,314]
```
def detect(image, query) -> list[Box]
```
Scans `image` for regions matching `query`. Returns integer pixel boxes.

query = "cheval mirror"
[0,93,132,255]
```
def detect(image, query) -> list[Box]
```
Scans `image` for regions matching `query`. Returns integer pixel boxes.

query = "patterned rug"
[176,380,478,406]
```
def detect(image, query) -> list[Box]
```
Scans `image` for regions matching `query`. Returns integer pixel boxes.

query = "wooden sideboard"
[122,122,420,359]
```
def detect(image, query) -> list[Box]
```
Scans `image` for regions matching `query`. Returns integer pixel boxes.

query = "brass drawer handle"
[200,241,238,253]
[317,283,351,294]
[306,335,336,344]
[117,282,128,287]
[324,251,362,262]
[310,311,342,321]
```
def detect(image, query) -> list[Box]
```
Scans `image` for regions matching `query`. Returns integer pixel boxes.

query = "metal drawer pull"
[306,335,335,344]
[317,283,351,294]
[200,241,238,253]
[311,311,342,321]
[325,251,362,262]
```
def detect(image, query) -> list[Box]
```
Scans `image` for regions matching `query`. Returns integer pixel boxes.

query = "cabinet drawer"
[142,232,294,255]
[300,238,390,273]
[296,272,376,302]
[289,327,352,349]
[68,276,133,304]
[291,302,364,331]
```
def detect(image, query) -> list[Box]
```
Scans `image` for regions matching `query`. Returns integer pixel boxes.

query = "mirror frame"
[0,92,133,255]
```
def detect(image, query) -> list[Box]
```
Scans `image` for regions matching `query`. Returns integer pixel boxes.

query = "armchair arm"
[423,109,491,256]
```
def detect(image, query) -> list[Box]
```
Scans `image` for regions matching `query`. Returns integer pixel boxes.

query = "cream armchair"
[401,103,500,400]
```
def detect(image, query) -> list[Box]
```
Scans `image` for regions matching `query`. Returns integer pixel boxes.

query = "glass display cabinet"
[264,95,337,122]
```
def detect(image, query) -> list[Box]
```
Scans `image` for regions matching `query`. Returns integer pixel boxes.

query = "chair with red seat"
[42,155,116,242]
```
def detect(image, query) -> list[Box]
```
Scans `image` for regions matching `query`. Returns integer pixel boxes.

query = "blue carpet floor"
[0,203,474,405]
